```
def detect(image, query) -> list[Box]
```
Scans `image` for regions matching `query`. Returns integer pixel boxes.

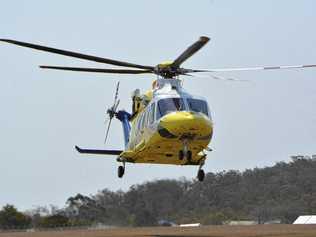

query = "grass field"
[1,225,316,237]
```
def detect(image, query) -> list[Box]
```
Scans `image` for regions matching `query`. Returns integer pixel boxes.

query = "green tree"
[0,204,31,229]
[61,156,316,226]
[38,214,69,228]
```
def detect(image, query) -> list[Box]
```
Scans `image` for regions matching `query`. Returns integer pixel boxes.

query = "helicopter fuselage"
[119,78,213,166]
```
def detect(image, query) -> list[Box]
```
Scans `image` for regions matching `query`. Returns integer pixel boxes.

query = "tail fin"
[115,110,131,149]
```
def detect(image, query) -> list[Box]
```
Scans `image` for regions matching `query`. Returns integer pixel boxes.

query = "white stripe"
[198,64,316,72]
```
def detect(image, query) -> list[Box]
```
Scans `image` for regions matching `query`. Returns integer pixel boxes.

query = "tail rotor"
[104,82,120,144]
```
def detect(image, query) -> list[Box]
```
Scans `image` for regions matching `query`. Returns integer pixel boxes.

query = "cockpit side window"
[156,98,185,119]
[187,99,209,116]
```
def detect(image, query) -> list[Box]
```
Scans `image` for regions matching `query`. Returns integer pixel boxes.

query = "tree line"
[1,155,316,229]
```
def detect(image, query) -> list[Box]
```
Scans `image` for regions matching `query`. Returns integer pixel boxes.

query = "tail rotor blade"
[104,117,109,124]
[113,82,120,106]
[114,99,120,112]
[104,82,121,145]
[104,118,113,144]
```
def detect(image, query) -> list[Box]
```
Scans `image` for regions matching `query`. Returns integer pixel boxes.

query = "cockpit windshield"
[187,98,209,116]
[157,98,185,119]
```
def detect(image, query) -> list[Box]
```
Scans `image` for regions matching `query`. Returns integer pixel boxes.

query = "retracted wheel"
[178,150,184,160]
[118,165,125,178]
[186,150,192,161]
[197,169,205,182]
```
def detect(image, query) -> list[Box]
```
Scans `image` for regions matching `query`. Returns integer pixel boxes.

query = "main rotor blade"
[0,39,154,70]
[172,36,210,68]
[184,73,248,82]
[40,65,153,74]
[193,64,316,72]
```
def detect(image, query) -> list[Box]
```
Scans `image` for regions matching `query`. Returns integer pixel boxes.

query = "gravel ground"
[1,224,316,237]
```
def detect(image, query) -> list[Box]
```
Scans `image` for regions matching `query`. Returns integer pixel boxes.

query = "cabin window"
[149,103,155,124]
[137,114,143,131]
[141,110,147,129]
[187,99,209,116]
[156,98,185,119]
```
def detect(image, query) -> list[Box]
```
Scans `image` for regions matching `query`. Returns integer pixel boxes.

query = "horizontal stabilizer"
[75,146,122,155]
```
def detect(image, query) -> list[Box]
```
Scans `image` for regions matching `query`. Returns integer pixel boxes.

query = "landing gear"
[118,161,125,178]
[118,166,125,178]
[197,169,205,182]
[197,160,205,182]
[187,150,192,161]
[178,150,192,161]
[178,150,184,160]
[179,139,192,161]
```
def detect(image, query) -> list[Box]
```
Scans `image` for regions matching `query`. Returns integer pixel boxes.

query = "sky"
[0,0,316,210]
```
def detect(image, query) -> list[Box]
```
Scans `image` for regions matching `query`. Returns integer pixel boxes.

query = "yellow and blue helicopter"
[1,36,316,181]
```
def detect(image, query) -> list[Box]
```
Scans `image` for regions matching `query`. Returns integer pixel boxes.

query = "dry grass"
[1,225,316,237]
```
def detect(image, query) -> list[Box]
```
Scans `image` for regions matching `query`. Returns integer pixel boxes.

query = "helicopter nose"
[158,111,213,139]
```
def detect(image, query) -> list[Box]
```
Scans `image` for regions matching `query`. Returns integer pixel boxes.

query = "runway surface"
[1,224,316,237]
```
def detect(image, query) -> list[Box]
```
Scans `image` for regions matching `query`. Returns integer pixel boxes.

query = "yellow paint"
[158,60,174,68]
[121,111,213,166]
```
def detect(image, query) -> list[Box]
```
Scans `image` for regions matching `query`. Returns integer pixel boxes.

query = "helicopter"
[1,36,316,182]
